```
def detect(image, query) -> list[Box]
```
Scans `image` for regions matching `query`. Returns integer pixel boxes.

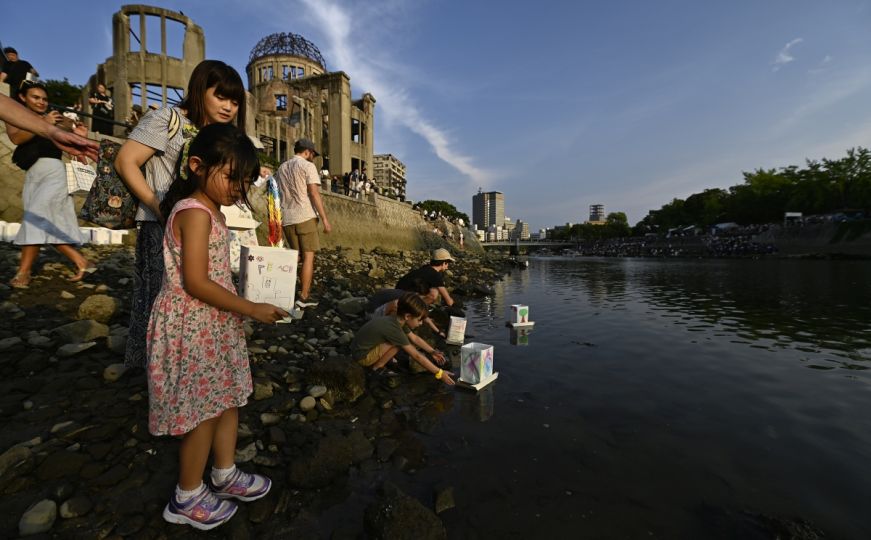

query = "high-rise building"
[589,204,606,224]
[510,219,530,240]
[372,154,407,200]
[472,189,505,231]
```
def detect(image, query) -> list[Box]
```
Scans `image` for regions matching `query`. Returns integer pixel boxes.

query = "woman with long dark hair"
[115,60,248,368]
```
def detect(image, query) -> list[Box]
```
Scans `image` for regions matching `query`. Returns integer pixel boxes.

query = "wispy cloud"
[770,67,871,134]
[297,0,492,186]
[772,37,803,72]
[808,54,833,75]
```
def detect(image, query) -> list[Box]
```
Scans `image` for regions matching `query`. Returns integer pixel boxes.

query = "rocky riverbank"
[0,242,509,539]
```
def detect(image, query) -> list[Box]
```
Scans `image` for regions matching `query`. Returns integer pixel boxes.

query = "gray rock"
[338,331,354,345]
[253,381,274,401]
[56,342,97,357]
[336,296,368,315]
[105,334,127,354]
[308,385,327,398]
[0,336,22,351]
[0,445,31,476]
[235,442,257,463]
[287,431,373,488]
[27,335,53,348]
[19,499,57,536]
[307,357,366,403]
[103,363,127,382]
[299,396,317,412]
[238,423,254,438]
[77,294,117,323]
[53,320,108,343]
[249,346,268,354]
[364,483,446,540]
[59,496,92,518]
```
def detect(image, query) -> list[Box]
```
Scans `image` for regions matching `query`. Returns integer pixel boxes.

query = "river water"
[412,257,871,539]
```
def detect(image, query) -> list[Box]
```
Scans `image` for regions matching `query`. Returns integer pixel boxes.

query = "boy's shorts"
[358,346,382,367]
[283,218,320,252]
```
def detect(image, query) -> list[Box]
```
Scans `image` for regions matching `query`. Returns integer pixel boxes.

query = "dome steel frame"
[248,32,327,70]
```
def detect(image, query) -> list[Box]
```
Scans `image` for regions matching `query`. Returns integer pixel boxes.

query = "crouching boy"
[352,293,455,385]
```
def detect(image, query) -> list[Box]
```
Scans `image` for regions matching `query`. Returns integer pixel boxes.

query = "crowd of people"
[1,53,464,532]
[569,224,779,258]
[324,168,373,199]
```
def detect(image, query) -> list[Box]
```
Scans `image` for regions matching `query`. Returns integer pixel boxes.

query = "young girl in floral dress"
[147,123,288,531]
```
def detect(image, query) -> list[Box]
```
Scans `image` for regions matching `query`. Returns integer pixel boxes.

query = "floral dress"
[147,198,252,436]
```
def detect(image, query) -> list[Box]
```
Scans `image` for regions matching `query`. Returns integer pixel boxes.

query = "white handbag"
[66,159,97,195]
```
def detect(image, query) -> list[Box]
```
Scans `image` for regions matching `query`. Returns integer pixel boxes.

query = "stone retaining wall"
[247,188,480,253]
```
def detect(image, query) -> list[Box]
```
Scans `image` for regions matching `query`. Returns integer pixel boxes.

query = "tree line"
[635,147,871,234]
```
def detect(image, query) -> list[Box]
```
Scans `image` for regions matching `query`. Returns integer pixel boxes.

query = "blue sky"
[4,0,871,229]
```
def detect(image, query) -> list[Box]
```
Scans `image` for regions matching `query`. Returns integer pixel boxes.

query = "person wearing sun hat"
[395,248,459,311]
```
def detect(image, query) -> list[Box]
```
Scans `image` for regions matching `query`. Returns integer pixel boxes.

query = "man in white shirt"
[275,139,332,308]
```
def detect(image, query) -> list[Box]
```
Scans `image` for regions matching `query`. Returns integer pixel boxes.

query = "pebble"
[235,442,257,463]
[435,486,456,514]
[308,385,327,398]
[59,495,93,519]
[53,320,108,343]
[0,336,23,351]
[60,291,75,299]
[22,400,33,410]
[0,446,32,476]
[103,363,127,382]
[319,398,333,411]
[27,335,52,348]
[300,396,317,411]
[19,499,57,536]
[238,423,254,438]
[260,413,281,426]
[76,294,117,323]
[249,346,268,354]
[253,381,274,401]
[50,421,75,434]
[56,342,97,357]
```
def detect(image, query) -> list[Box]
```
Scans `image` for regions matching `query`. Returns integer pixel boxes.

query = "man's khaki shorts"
[283,218,320,252]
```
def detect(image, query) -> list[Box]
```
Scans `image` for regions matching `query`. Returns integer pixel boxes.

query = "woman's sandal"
[10,272,31,289]
[69,263,97,282]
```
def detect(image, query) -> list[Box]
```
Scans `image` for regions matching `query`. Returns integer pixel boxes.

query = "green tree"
[43,78,83,108]
[416,200,470,225]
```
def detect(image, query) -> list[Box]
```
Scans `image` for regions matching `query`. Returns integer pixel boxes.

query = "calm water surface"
[412,257,871,539]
